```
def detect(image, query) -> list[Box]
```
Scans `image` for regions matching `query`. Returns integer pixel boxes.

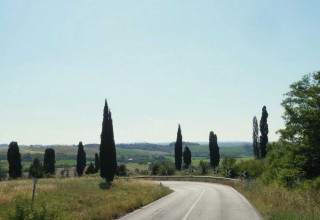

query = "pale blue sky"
[1,1,320,145]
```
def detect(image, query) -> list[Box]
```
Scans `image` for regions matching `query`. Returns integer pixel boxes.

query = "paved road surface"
[120,181,262,220]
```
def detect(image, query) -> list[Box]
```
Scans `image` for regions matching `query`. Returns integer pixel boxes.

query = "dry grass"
[0,177,172,219]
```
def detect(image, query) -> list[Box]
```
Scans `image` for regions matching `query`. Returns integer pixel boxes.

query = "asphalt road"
[120,181,262,220]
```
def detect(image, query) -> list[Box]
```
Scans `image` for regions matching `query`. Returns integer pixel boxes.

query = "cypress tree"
[29,157,43,178]
[76,141,86,176]
[252,116,260,159]
[259,106,269,158]
[43,148,55,175]
[7,141,22,179]
[99,99,117,182]
[94,152,100,173]
[209,131,220,167]
[183,146,192,169]
[174,124,182,170]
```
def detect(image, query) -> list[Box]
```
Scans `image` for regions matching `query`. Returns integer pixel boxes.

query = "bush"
[8,196,59,220]
[220,156,237,177]
[0,162,7,180]
[198,161,210,175]
[149,161,175,175]
[116,164,127,176]
[236,159,265,178]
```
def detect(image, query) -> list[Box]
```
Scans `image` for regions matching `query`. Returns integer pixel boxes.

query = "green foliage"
[29,157,43,178]
[8,196,59,220]
[236,159,265,178]
[0,162,7,180]
[278,72,320,178]
[221,156,236,177]
[76,142,86,176]
[43,148,55,175]
[94,153,100,173]
[174,124,182,170]
[149,161,175,175]
[99,99,117,182]
[252,116,259,159]
[182,146,191,169]
[209,131,220,167]
[116,164,127,176]
[85,162,95,175]
[259,106,269,158]
[198,160,210,175]
[7,141,22,179]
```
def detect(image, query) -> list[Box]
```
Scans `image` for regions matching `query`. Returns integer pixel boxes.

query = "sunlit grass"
[0,177,171,219]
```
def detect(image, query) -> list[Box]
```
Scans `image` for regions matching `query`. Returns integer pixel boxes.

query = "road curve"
[120,181,262,220]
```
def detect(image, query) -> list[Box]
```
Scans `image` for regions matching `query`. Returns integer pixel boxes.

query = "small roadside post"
[31,177,38,210]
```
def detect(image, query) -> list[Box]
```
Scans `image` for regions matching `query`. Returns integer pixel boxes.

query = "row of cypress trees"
[252,106,269,159]
[7,142,56,179]
[174,125,220,170]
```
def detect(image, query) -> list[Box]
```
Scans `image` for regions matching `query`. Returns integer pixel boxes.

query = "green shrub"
[236,159,265,178]
[8,196,59,220]
[198,160,210,175]
[149,161,175,175]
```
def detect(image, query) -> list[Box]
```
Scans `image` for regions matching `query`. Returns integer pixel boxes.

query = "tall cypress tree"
[43,148,56,175]
[209,131,220,167]
[94,152,100,173]
[252,116,260,159]
[174,124,182,170]
[183,146,192,169]
[7,141,22,179]
[259,106,269,158]
[99,99,117,182]
[29,157,43,178]
[76,141,86,176]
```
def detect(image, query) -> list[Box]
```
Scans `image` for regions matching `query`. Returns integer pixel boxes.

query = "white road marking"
[182,187,205,220]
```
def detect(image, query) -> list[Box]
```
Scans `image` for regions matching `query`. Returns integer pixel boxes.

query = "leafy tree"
[209,131,220,167]
[259,106,269,158]
[277,72,320,179]
[7,141,22,179]
[174,124,182,170]
[183,146,192,169]
[43,148,55,175]
[29,157,43,178]
[85,162,95,175]
[94,152,100,173]
[76,141,86,176]
[252,116,260,159]
[99,99,117,182]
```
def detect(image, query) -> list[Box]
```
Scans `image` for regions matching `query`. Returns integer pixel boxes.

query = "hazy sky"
[1,1,320,145]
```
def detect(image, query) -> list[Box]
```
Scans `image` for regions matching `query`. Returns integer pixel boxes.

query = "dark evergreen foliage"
[116,164,127,176]
[29,157,43,178]
[76,141,86,176]
[209,131,220,167]
[94,152,100,173]
[85,162,95,175]
[183,146,192,169]
[252,116,260,159]
[7,141,22,179]
[174,124,183,170]
[99,99,117,182]
[259,106,269,158]
[43,148,55,175]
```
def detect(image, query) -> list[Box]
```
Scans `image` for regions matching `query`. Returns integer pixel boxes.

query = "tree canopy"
[99,99,117,182]
[7,141,22,179]
[76,141,86,176]
[174,124,182,170]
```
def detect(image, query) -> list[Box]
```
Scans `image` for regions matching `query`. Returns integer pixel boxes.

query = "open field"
[0,177,171,219]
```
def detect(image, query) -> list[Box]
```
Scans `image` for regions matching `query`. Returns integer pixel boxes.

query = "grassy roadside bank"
[0,177,171,219]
